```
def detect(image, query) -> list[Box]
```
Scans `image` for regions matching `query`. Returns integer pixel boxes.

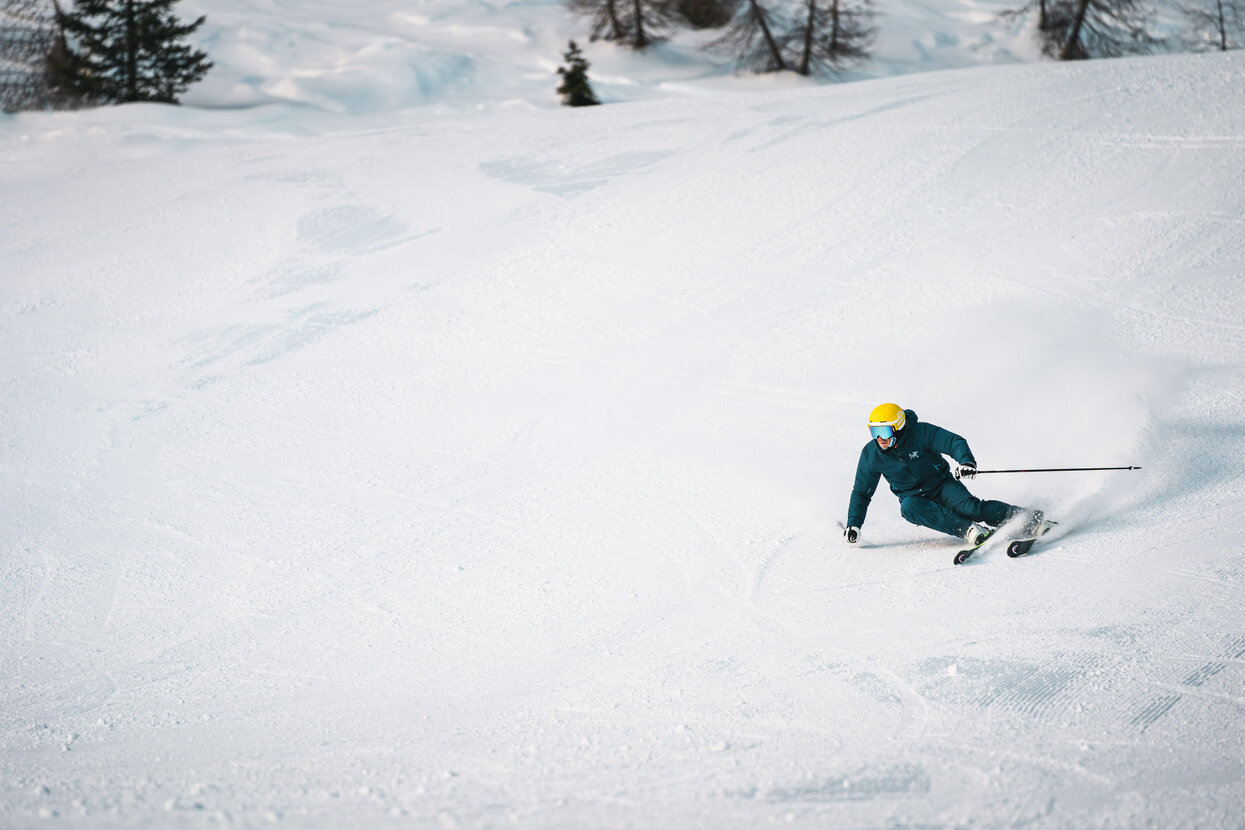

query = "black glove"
[844,526,859,544]
[955,464,977,481]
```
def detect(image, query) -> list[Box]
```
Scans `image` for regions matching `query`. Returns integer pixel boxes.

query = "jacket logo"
[909,451,919,460]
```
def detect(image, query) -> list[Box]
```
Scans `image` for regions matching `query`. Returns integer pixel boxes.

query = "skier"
[842,403,1041,548]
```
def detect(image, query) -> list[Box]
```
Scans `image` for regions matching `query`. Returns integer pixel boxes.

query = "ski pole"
[973,466,1142,474]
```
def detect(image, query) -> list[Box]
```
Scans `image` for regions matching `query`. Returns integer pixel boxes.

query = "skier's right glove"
[955,464,977,481]
[844,526,859,544]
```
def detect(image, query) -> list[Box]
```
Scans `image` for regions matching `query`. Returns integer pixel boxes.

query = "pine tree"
[54,0,211,104]
[566,0,671,48]
[556,40,600,106]
[567,0,627,42]
[1005,0,1159,59]
[709,0,790,73]
[787,0,875,75]
[1180,0,1243,50]
[1061,0,1155,58]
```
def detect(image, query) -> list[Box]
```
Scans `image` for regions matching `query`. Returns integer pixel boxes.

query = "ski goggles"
[870,425,896,440]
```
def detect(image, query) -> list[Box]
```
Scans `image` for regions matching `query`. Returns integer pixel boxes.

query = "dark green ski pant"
[898,478,1019,539]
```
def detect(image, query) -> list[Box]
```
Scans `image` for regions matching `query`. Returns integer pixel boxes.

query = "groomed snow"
[2,1,1245,827]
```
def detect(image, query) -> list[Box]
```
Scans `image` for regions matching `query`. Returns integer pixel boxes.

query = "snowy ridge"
[178,0,1044,112]
[2,15,1245,830]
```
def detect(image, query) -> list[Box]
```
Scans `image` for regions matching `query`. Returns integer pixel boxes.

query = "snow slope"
[3,4,1245,827]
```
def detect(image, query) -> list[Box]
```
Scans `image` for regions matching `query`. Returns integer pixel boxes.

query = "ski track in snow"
[2,4,1245,827]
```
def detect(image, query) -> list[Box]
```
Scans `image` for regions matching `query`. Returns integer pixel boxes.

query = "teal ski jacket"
[846,409,976,529]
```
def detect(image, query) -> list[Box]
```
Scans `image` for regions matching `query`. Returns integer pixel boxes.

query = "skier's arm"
[928,423,976,468]
[846,446,881,529]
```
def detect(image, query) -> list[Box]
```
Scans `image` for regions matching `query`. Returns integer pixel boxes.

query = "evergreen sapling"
[556,40,600,106]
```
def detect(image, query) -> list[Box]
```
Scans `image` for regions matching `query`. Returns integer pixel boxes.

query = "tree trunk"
[1216,0,1227,50]
[631,0,648,47]
[749,0,786,70]
[830,0,842,57]
[124,0,138,100]
[797,0,814,75]
[607,0,624,40]
[1060,0,1091,59]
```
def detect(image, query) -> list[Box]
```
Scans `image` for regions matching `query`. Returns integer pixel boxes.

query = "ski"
[954,518,1057,565]
[953,530,992,565]
[1005,520,1058,558]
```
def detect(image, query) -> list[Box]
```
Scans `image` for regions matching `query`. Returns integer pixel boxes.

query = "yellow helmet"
[867,403,906,440]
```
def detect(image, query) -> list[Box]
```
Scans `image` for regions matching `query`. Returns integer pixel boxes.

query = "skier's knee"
[985,502,1021,526]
